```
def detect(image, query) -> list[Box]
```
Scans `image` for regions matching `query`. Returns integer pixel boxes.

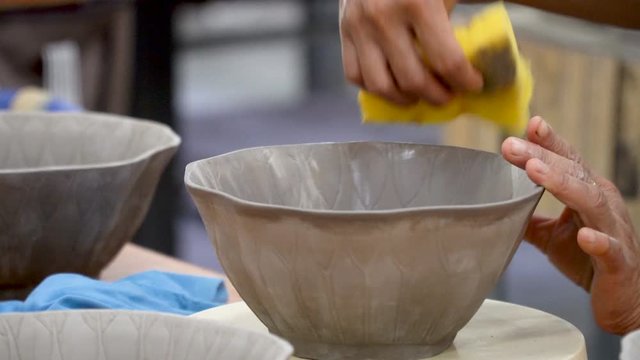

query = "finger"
[523,215,556,253]
[526,116,584,164]
[525,158,613,226]
[420,69,454,105]
[410,0,482,92]
[375,25,451,104]
[502,137,583,179]
[340,35,364,87]
[352,33,416,105]
[577,227,624,274]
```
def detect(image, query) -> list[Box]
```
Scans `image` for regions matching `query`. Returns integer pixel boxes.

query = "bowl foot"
[287,337,454,360]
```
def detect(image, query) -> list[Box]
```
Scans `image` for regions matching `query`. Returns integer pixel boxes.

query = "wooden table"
[100,243,241,303]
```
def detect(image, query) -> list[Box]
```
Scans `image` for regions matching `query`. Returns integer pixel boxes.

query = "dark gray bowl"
[0,112,180,299]
[186,142,544,360]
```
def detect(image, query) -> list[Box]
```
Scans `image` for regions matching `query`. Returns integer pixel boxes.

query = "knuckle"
[546,132,584,165]
[345,69,363,86]
[341,1,364,30]
[568,148,584,164]
[426,96,448,106]
[423,90,449,106]
[599,178,621,195]
[341,9,361,30]
[362,0,391,22]
[545,132,584,164]
[545,134,562,153]
[570,162,585,179]
[435,54,467,78]
[531,145,547,163]
[400,0,424,13]
[591,187,609,212]
[398,76,424,94]
[557,173,572,195]
[368,78,396,97]
[598,177,614,189]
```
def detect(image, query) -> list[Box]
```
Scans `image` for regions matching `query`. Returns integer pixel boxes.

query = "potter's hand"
[339,0,482,105]
[502,116,640,335]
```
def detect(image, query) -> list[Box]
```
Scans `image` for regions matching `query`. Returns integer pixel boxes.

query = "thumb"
[577,227,624,274]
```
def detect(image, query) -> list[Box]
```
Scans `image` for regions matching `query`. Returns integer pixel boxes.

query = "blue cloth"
[0,271,228,315]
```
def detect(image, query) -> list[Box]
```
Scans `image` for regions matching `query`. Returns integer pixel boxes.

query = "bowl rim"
[0,111,181,174]
[184,141,545,216]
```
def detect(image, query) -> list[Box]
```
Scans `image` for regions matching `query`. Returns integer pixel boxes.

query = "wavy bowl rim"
[0,111,181,175]
[184,141,545,216]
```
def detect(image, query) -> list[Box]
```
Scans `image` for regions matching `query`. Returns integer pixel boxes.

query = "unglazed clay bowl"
[185,142,544,360]
[0,310,293,360]
[0,112,180,300]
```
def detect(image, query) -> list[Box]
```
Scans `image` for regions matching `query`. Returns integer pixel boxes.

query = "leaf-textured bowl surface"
[186,142,544,360]
[0,310,293,360]
[0,112,180,299]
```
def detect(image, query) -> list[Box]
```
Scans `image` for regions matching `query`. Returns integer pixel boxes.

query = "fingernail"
[534,161,549,175]
[509,138,527,156]
[536,118,550,138]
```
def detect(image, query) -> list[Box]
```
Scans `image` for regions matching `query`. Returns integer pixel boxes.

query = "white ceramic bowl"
[0,310,293,360]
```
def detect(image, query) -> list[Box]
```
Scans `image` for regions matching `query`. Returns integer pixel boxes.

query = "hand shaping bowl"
[0,310,293,360]
[185,142,544,360]
[0,112,180,300]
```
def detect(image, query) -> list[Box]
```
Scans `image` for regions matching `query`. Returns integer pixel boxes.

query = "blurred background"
[1,0,639,358]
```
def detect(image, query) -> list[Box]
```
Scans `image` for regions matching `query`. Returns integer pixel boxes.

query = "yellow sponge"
[359,2,533,135]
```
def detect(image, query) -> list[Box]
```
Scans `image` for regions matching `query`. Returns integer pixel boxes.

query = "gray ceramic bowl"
[0,112,180,300]
[185,142,544,360]
[0,310,293,359]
